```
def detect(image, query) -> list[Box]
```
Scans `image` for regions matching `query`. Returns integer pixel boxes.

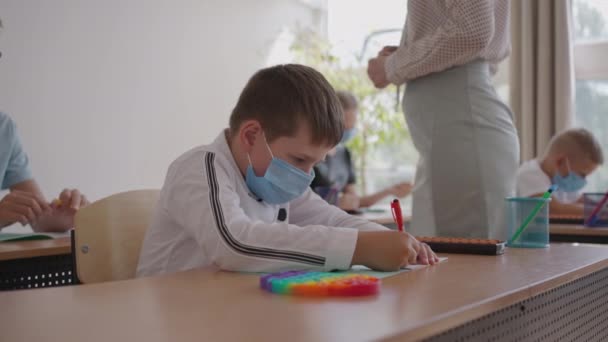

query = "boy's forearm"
[359,189,391,208]
[351,231,369,266]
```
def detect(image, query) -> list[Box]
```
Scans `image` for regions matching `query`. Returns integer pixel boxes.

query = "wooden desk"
[551,224,608,244]
[0,237,71,261]
[0,237,77,291]
[2,244,608,341]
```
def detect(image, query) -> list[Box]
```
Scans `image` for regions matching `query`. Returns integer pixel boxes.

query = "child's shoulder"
[167,137,237,183]
[0,112,16,135]
[516,159,549,183]
[169,144,212,171]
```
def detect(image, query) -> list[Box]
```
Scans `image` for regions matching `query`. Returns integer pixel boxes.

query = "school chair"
[73,189,160,284]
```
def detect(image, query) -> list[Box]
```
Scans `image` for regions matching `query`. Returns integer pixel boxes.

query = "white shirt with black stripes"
[136,131,388,276]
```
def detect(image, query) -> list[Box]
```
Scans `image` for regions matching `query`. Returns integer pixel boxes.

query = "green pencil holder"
[506,197,550,248]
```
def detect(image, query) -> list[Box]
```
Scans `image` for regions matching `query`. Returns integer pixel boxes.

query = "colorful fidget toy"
[260,270,380,297]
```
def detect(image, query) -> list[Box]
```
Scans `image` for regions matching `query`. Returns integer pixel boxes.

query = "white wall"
[0,0,325,201]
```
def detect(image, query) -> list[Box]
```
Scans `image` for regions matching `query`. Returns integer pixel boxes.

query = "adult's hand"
[367,55,390,89]
[379,45,398,56]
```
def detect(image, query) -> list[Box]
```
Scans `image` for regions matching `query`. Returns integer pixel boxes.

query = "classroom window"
[573,0,608,190]
[325,0,415,207]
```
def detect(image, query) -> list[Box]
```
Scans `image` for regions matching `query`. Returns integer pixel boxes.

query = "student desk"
[0,237,77,290]
[2,244,608,341]
[551,223,608,244]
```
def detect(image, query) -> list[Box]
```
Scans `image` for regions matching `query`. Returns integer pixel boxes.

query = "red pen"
[391,199,404,232]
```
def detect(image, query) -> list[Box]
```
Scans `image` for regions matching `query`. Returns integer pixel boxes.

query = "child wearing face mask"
[516,128,604,216]
[311,91,412,212]
[136,64,438,277]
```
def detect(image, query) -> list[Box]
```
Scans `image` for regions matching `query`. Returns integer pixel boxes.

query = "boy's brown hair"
[229,64,343,146]
[546,128,604,165]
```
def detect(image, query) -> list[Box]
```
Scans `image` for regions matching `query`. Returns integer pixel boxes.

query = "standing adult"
[367,0,519,239]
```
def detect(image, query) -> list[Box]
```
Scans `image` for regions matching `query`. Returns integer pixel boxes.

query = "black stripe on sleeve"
[205,152,325,266]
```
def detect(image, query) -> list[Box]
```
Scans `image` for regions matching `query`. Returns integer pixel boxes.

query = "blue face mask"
[245,138,315,205]
[552,159,587,193]
[340,128,357,144]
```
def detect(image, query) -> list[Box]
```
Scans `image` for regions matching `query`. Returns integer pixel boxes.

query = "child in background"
[137,64,437,277]
[0,112,89,232]
[0,19,88,232]
[516,128,603,216]
[311,90,412,212]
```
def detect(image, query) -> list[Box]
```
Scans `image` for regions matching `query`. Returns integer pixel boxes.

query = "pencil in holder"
[583,193,608,227]
[506,197,550,248]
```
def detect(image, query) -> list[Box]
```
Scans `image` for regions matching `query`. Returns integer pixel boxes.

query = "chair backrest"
[74,189,160,284]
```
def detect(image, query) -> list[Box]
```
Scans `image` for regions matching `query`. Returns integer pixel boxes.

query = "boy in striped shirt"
[137,64,437,276]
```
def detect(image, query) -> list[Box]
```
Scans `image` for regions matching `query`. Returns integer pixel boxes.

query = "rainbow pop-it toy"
[260,270,380,297]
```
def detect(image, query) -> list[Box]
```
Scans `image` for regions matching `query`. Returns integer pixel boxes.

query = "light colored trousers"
[404,60,520,239]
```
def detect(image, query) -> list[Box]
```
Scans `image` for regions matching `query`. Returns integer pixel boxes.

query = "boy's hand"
[416,241,438,266]
[0,190,50,227]
[389,182,413,198]
[33,189,89,232]
[352,231,439,271]
[339,193,360,211]
[55,188,89,210]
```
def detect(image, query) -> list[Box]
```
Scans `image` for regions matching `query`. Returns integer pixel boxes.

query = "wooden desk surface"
[0,237,71,261]
[2,244,608,342]
[551,224,608,236]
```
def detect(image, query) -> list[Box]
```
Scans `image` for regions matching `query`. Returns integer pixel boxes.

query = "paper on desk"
[245,258,447,279]
[347,257,448,279]
[0,230,70,242]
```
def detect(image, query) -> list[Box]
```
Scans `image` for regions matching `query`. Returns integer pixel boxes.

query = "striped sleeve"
[289,188,389,233]
[167,151,358,273]
[204,152,327,266]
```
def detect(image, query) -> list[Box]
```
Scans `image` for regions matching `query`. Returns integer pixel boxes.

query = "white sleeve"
[165,151,359,273]
[289,189,389,232]
[516,164,552,198]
